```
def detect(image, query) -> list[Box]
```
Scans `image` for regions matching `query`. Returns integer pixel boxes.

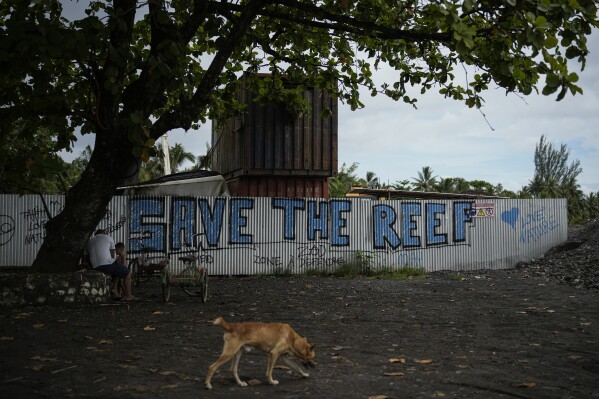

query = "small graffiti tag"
[519,207,559,244]
[0,215,15,246]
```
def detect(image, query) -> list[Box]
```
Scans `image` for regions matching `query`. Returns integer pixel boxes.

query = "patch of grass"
[304,250,426,280]
[271,264,294,277]
[450,272,466,281]
[304,250,373,278]
[305,262,367,278]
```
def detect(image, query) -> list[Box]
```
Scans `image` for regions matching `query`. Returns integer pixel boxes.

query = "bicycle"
[127,234,169,287]
[160,234,208,303]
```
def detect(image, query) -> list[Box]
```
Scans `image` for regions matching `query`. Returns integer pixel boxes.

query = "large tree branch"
[95,0,137,131]
[179,0,210,42]
[119,0,209,121]
[210,0,452,42]
[149,0,267,139]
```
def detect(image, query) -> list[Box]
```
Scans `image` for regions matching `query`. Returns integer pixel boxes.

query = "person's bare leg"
[110,277,120,298]
[120,278,124,295]
[122,272,139,300]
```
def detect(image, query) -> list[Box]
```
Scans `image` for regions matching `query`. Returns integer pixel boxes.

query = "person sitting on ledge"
[86,229,139,301]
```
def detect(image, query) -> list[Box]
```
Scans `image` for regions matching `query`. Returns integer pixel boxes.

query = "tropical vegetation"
[328,136,599,224]
[1,0,597,272]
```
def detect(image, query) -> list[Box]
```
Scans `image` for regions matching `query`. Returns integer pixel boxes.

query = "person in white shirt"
[87,229,139,301]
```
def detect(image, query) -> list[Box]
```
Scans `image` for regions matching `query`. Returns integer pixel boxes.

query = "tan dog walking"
[205,316,316,389]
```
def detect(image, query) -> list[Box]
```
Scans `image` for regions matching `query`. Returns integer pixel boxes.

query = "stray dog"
[205,316,316,389]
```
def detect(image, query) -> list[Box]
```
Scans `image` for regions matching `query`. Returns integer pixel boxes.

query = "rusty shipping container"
[212,74,338,198]
[226,176,329,198]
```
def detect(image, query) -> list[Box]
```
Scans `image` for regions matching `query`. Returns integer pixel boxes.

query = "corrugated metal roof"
[347,187,506,200]
[121,170,220,187]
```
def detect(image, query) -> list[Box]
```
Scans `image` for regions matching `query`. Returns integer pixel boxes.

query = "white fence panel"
[0,195,567,274]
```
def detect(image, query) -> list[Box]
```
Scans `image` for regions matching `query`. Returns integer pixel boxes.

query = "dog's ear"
[309,344,316,351]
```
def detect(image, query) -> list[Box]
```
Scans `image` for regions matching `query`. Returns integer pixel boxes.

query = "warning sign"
[471,203,495,218]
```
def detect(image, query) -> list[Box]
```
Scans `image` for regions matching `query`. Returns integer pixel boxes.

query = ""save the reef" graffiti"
[0,195,568,272]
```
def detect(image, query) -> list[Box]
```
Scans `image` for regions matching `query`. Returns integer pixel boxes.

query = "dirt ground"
[1,271,598,399]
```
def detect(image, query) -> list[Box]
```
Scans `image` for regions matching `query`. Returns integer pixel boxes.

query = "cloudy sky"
[162,34,599,195]
[59,1,599,195]
[337,34,599,194]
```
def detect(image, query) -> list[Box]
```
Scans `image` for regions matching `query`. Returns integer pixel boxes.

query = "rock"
[516,218,599,290]
[0,272,111,306]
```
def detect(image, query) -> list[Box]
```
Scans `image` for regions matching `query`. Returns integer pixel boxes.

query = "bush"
[305,251,426,280]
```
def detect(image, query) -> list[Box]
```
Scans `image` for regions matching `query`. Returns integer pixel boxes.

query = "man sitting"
[87,229,139,301]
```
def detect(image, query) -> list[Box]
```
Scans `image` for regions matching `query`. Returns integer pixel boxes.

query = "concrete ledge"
[0,272,111,307]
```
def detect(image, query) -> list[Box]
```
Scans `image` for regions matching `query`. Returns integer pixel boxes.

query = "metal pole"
[161,135,171,175]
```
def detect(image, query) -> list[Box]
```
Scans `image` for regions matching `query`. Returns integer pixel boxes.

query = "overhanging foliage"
[0,0,597,271]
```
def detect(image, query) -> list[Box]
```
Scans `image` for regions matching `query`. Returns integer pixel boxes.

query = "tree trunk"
[30,135,138,273]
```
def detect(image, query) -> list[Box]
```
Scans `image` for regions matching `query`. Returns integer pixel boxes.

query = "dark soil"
[1,270,598,399]
[2,220,599,399]
[516,218,599,290]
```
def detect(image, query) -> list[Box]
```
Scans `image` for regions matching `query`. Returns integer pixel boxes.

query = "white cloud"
[338,33,599,194]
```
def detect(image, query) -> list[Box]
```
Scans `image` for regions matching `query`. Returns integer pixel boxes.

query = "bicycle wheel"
[161,275,170,303]
[182,284,200,297]
[128,259,140,287]
[200,272,208,303]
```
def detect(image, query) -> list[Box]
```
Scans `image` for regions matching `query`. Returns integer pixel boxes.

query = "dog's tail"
[212,316,233,332]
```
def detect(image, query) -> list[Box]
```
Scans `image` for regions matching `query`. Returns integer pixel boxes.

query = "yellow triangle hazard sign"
[477,209,486,217]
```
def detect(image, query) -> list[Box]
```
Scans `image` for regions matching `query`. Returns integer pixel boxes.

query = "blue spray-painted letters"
[129,198,166,252]
[198,198,225,247]
[307,200,329,240]
[273,198,305,240]
[171,198,196,250]
[230,198,254,244]
[331,200,351,246]
[426,203,448,246]
[373,204,401,249]
[453,202,473,243]
[402,203,422,248]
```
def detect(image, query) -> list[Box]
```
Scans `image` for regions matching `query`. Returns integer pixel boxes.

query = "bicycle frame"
[161,233,208,303]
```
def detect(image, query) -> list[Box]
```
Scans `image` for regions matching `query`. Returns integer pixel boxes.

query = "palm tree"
[193,142,213,171]
[526,135,582,198]
[436,177,456,193]
[141,143,196,181]
[411,166,438,191]
[587,192,599,219]
[365,171,380,189]
[169,143,196,173]
[391,179,412,190]
[469,180,496,195]
[328,162,361,197]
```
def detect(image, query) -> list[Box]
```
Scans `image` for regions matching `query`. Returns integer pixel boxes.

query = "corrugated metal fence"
[0,195,567,274]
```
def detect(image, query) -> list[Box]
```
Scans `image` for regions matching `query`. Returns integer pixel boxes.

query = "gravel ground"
[515,218,599,290]
[0,220,597,399]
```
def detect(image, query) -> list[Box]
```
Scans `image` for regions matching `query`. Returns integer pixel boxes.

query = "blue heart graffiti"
[501,207,519,230]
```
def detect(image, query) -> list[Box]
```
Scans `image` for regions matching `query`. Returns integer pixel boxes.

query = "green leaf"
[130,111,143,124]
[169,42,179,56]
[542,84,559,95]
[535,16,548,28]
[544,35,558,48]
[567,72,579,83]
[556,87,567,101]
[156,10,170,25]
[546,74,561,87]
[565,46,581,59]
[463,0,475,12]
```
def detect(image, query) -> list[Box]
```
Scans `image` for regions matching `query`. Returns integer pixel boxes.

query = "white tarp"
[119,174,229,197]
